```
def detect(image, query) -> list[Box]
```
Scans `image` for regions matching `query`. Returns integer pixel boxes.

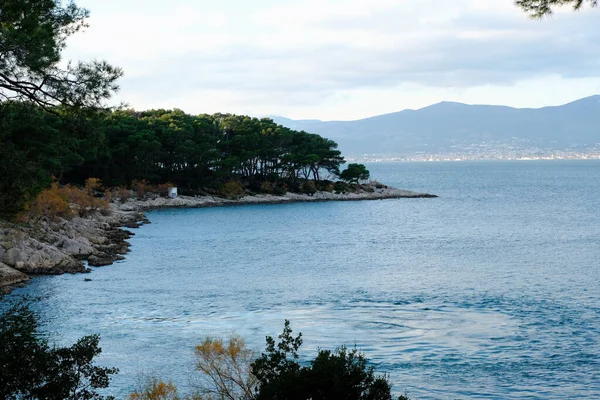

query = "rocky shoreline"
[119,186,436,211]
[0,185,436,294]
[0,205,146,294]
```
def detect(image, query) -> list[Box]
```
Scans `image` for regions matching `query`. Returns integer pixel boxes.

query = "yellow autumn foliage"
[193,335,256,400]
[130,378,180,400]
[22,178,108,220]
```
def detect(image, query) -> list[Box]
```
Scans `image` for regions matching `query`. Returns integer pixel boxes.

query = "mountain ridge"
[271,95,600,157]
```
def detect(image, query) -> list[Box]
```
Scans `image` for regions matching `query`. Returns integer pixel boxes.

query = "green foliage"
[0,101,74,219]
[272,182,288,196]
[0,0,350,220]
[333,181,350,194]
[315,180,335,192]
[220,180,246,200]
[340,163,370,184]
[0,0,121,220]
[251,320,304,400]
[0,0,122,110]
[128,322,408,400]
[251,321,404,400]
[62,110,345,193]
[259,181,275,194]
[516,0,597,17]
[301,181,317,196]
[0,105,347,219]
[0,141,46,219]
[307,346,396,400]
[0,300,118,399]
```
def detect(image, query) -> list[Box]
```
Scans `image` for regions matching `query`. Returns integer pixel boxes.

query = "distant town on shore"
[348,146,600,163]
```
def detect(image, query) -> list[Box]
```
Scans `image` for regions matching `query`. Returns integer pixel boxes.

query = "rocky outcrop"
[0,206,141,293]
[0,226,84,275]
[0,262,29,293]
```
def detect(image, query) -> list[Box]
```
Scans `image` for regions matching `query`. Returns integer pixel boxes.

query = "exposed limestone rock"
[0,262,29,292]
[38,231,95,259]
[88,254,116,267]
[0,234,84,274]
[0,203,141,294]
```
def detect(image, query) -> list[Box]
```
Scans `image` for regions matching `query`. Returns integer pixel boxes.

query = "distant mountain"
[271,95,600,157]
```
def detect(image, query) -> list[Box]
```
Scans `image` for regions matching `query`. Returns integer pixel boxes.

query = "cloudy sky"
[64,0,600,120]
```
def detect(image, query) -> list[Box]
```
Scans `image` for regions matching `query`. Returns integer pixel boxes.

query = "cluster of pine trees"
[0,102,346,219]
[76,108,345,188]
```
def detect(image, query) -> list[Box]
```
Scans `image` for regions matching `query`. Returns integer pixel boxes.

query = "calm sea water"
[7,160,600,399]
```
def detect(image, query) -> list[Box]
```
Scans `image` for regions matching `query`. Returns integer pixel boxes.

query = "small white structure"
[168,187,178,198]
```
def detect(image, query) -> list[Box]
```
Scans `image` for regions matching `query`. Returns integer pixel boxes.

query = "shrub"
[130,377,181,400]
[251,320,403,400]
[117,187,132,203]
[104,189,113,203]
[260,181,274,194]
[128,322,409,400]
[128,180,175,199]
[18,179,109,220]
[80,178,108,215]
[85,177,103,193]
[251,320,304,400]
[369,180,386,189]
[316,180,335,192]
[193,335,256,400]
[132,179,152,199]
[333,181,349,194]
[22,182,73,220]
[156,183,174,198]
[57,178,108,217]
[272,183,288,196]
[220,181,245,200]
[362,184,375,193]
[301,181,317,196]
[307,346,396,400]
[0,300,117,399]
[58,184,83,206]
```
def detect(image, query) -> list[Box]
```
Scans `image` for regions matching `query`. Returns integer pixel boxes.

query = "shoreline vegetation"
[0,183,436,294]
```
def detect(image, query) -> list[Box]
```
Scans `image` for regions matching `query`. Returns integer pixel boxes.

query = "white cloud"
[62,0,600,120]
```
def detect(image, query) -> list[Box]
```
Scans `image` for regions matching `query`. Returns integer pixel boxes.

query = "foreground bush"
[0,300,117,399]
[252,320,404,400]
[135,321,408,400]
[2,302,406,400]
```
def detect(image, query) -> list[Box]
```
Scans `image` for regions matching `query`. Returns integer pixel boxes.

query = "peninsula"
[0,184,436,294]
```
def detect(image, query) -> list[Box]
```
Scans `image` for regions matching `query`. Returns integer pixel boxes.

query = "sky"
[64,0,600,120]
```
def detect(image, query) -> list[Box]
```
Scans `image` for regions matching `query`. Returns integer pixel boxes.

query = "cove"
[8,161,600,399]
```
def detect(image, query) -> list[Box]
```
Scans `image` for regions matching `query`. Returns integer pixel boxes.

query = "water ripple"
[6,160,600,399]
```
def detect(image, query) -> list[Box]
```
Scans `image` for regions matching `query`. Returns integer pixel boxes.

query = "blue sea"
[7,160,600,399]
